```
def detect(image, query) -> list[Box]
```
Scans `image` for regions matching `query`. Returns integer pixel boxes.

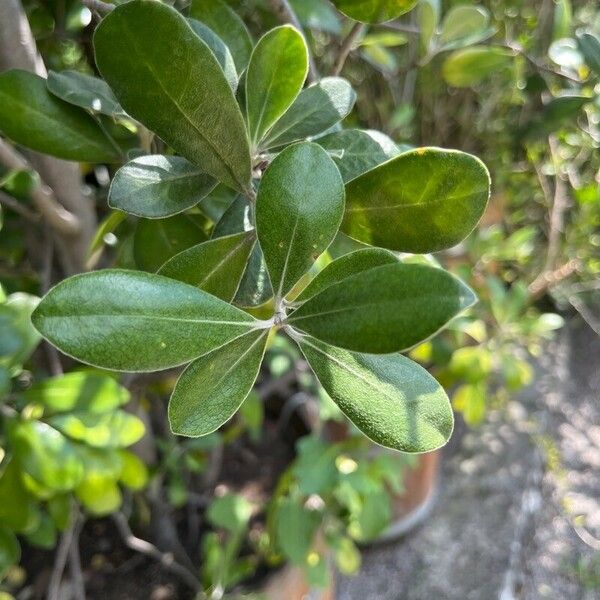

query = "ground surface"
[338,317,600,600]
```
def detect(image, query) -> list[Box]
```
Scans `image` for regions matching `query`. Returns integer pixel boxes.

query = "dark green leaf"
[189,0,253,73]
[10,420,84,491]
[25,513,57,549]
[94,0,252,192]
[442,46,513,87]
[342,147,490,253]
[577,32,600,76]
[0,526,20,578]
[32,269,261,371]
[262,77,356,149]
[317,128,399,182]
[0,70,119,162]
[299,337,454,452]
[295,248,398,302]
[109,155,217,218]
[207,493,252,533]
[213,196,273,306]
[276,498,321,564]
[134,214,207,272]
[158,231,256,302]
[47,69,124,116]
[23,371,130,414]
[289,263,476,353]
[246,25,308,146]
[523,95,592,139]
[256,143,345,299]
[332,0,418,24]
[169,329,268,437]
[188,19,238,91]
[0,460,37,532]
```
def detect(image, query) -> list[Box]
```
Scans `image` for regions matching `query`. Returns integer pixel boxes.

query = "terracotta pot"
[262,563,334,600]
[375,449,440,542]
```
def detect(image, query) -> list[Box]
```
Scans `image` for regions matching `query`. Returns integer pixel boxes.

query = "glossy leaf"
[109,155,217,218]
[94,0,252,192]
[577,32,600,77]
[47,69,124,116]
[442,46,513,87]
[246,26,308,146]
[169,329,268,437]
[158,231,256,302]
[0,70,119,163]
[262,77,356,149]
[439,6,493,50]
[134,214,207,272]
[188,19,237,91]
[295,248,398,302]
[23,371,130,414]
[213,196,273,307]
[318,128,400,182]
[299,337,454,452]
[48,410,145,448]
[289,263,476,353]
[332,0,418,24]
[10,420,84,491]
[256,143,345,298]
[31,270,260,372]
[342,148,490,253]
[189,0,253,72]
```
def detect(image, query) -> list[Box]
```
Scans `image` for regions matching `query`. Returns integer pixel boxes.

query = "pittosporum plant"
[0,0,491,455]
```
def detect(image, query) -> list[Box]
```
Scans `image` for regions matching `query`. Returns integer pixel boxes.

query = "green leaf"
[0,293,40,371]
[295,248,398,302]
[10,420,84,491]
[442,46,513,87]
[0,70,119,163]
[118,450,148,491]
[169,329,268,437]
[523,95,591,139]
[25,512,57,549]
[109,155,217,219]
[46,69,124,117]
[75,474,122,516]
[0,460,37,532]
[189,0,253,73]
[317,128,399,182]
[276,498,321,564]
[256,143,345,299]
[158,231,256,302]
[213,196,273,307]
[332,0,418,24]
[262,77,356,149]
[134,214,207,272]
[246,25,308,146]
[207,493,252,533]
[439,6,492,50]
[419,0,440,54]
[48,410,145,448]
[289,263,476,353]
[342,147,490,253]
[94,0,252,192]
[188,19,238,91]
[577,32,600,76]
[452,383,486,426]
[32,269,260,372]
[0,526,20,578]
[23,371,130,414]
[299,337,453,452]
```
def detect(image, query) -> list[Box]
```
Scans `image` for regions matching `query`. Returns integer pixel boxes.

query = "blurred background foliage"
[0,0,598,598]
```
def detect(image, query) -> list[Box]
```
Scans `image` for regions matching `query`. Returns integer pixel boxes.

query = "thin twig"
[267,0,319,83]
[111,512,200,592]
[0,139,80,236]
[68,515,86,600]
[331,22,366,76]
[47,516,76,600]
[81,0,114,14]
[0,190,39,223]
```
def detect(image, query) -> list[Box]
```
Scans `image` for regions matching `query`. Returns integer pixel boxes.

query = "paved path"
[338,317,600,600]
